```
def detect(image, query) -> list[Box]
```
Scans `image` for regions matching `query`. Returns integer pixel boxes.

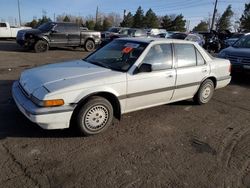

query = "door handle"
[166,73,173,78]
[202,68,208,73]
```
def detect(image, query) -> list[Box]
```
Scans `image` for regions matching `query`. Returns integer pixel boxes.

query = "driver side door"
[49,23,68,46]
[125,43,176,112]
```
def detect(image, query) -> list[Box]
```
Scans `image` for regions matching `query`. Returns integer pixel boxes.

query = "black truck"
[16,22,101,52]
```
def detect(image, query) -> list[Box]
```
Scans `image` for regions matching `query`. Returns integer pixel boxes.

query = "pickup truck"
[16,22,101,52]
[0,22,31,38]
[12,38,231,136]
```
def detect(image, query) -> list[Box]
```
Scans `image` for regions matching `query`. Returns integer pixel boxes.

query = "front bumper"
[12,81,75,130]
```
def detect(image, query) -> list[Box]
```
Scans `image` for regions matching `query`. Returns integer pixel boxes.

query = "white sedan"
[12,38,231,135]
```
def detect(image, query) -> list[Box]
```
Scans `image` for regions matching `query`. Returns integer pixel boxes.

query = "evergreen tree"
[63,15,70,22]
[94,20,102,31]
[217,5,233,30]
[120,12,134,27]
[161,14,186,31]
[37,16,52,26]
[172,14,186,31]
[161,15,172,30]
[144,8,159,28]
[25,19,38,28]
[85,20,95,30]
[193,21,209,32]
[133,6,144,28]
[102,17,112,31]
[240,3,250,31]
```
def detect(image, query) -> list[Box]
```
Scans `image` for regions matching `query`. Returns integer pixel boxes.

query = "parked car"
[218,33,250,72]
[223,33,245,48]
[12,38,231,135]
[146,28,167,36]
[200,31,221,53]
[101,27,125,40]
[101,28,147,46]
[16,22,101,52]
[0,22,31,38]
[185,33,205,46]
[170,32,188,40]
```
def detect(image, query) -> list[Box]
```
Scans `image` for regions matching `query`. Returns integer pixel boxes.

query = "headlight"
[31,95,64,107]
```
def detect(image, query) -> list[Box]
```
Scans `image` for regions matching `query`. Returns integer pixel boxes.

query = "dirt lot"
[0,40,249,188]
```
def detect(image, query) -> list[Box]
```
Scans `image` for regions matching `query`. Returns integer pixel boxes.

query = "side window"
[196,49,205,66]
[54,24,65,33]
[0,23,7,27]
[175,44,196,68]
[143,44,173,71]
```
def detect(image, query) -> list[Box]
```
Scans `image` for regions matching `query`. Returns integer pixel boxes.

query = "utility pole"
[95,6,99,23]
[123,9,126,20]
[17,0,21,26]
[211,0,218,31]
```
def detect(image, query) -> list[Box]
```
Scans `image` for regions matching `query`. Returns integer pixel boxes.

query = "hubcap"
[38,43,46,51]
[87,42,94,50]
[84,105,109,131]
[202,85,211,99]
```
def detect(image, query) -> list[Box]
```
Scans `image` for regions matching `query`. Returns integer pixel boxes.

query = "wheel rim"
[84,105,109,131]
[202,85,212,100]
[86,41,94,51]
[37,43,47,52]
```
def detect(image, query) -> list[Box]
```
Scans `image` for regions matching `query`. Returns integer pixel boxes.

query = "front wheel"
[76,97,113,136]
[84,40,95,52]
[34,40,48,53]
[194,79,214,105]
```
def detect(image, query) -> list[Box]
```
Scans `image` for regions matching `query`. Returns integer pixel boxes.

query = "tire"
[34,40,48,53]
[84,39,95,52]
[194,79,215,105]
[76,97,113,135]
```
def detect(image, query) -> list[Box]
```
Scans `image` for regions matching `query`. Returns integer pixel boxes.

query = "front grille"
[227,54,250,65]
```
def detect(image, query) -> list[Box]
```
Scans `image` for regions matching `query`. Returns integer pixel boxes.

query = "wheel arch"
[70,91,122,126]
[201,76,217,88]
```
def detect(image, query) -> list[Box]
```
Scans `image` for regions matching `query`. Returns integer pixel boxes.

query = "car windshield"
[37,22,55,32]
[84,40,148,72]
[108,27,120,33]
[233,35,250,48]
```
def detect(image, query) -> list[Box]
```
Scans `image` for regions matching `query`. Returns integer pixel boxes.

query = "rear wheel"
[34,40,48,53]
[76,97,113,135]
[84,39,95,52]
[194,79,214,105]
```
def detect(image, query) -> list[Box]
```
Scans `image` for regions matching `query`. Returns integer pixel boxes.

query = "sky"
[0,0,249,29]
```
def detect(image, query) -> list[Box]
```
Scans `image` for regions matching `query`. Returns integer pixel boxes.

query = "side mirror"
[51,29,58,33]
[138,63,152,73]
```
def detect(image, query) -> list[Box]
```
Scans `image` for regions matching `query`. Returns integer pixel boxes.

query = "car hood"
[19,60,115,95]
[223,46,250,57]
[19,29,42,35]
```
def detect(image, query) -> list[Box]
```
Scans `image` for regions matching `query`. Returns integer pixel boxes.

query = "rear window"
[0,23,7,27]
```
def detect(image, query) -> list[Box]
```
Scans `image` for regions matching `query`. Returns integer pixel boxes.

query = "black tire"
[76,97,113,135]
[194,79,214,105]
[84,39,95,52]
[34,40,48,53]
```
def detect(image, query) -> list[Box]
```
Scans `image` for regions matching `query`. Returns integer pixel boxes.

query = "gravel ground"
[0,40,249,188]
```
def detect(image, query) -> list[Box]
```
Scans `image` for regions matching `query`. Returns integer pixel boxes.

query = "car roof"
[117,37,196,44]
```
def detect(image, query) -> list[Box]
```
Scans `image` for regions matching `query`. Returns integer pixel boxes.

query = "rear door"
[49,23,68,46]
[172,43,209,101]
[66,23,81,45]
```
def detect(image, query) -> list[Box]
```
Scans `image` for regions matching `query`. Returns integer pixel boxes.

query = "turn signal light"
[43,99,64,107]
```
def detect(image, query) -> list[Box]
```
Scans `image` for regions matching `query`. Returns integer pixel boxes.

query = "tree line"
[25,3,250,32]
